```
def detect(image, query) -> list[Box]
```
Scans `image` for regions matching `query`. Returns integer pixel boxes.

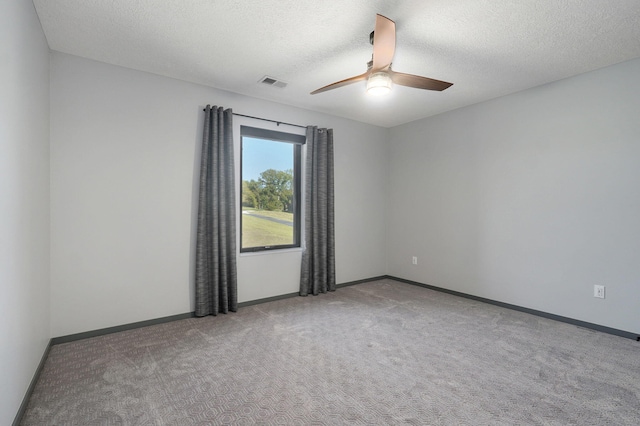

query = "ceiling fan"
[311,14,453,96]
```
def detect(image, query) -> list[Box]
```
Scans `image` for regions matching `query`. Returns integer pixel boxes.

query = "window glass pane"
[241,135,300,251]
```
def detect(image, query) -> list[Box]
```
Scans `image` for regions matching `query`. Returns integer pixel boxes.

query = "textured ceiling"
[33,0,640,128]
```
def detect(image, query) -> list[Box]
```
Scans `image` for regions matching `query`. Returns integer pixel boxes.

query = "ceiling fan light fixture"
[366,72,392,96]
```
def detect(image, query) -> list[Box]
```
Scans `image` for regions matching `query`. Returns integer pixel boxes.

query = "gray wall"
[0,0,51,423]
[387,58,640,334]
[49,52,389,337]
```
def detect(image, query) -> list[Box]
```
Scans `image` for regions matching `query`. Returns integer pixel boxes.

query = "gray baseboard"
[51,312,196,345]
[238,275,389,307]
[13,339,52,426]
[238,292,299,307]
[387,275,640,341]
[49,275,389,345]
[51,274,637,345]
[337,275,387,288]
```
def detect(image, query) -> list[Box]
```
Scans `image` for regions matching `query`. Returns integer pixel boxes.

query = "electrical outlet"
[594,285,605,299]
[412,256,418,265]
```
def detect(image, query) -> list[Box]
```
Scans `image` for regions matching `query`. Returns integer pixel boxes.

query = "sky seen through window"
[242,137,293,181]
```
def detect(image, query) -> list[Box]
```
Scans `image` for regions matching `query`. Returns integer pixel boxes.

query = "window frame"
[239,125,304,253]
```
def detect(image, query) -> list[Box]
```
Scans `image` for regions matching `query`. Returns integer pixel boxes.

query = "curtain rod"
[202,109,307,129]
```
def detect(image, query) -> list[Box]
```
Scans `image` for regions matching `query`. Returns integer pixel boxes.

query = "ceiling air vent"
[259,76,287,89]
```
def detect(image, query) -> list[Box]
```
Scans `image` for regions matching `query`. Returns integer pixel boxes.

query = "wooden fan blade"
[371,14,396,71]
[310,72,370,95]
[389,70,453,91]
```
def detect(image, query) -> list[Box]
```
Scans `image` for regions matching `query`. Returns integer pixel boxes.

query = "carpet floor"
[22,279,640,425]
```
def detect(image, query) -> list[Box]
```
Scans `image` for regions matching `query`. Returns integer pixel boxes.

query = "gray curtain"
[195,105,238,316]
[300,126,336,296]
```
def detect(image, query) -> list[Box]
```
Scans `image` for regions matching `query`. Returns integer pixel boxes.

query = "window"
[240,125,304,252]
